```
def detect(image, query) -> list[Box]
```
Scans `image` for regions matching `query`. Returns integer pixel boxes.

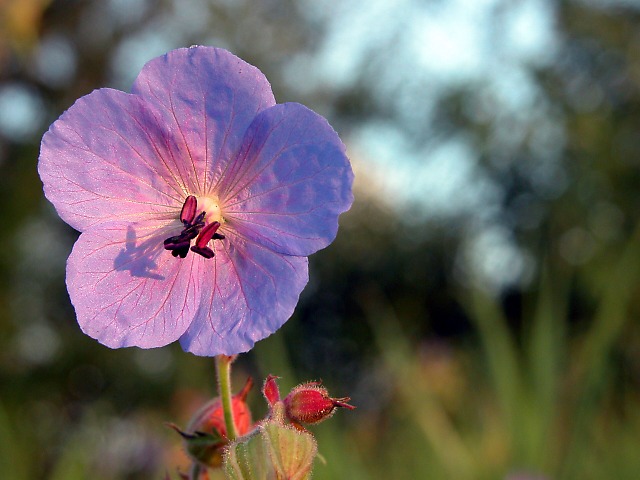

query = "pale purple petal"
[178,231,309,356]
[40,46,353,357]
[67,219,204,349]
[220,103,354,256]
[39,88,187,232]
[131,46,276,195]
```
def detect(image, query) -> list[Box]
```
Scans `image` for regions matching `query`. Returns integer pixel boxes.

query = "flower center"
[198,195,222,224]
[163,195,225,259]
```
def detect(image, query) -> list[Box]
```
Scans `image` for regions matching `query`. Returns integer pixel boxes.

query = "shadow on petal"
[113,225,166,280]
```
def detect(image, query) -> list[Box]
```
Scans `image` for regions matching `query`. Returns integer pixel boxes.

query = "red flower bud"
[283,381,355,425]
[170,377,254,469]
[262,374,281,407]
[187,375,253,438]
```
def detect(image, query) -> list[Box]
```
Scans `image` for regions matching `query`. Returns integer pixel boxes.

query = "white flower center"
[198,195,222,224]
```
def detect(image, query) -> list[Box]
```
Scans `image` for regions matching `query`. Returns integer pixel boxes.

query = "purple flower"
[38,46,353,356]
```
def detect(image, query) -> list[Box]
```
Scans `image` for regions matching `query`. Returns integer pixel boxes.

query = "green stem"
[189,462,202,480]
[215,355,237,441]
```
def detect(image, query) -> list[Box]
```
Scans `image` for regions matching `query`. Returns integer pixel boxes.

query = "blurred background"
[1,0,640,478]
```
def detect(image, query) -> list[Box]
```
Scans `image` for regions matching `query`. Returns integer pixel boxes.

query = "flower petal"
[67,220,204,349]
[131,46,276,195]
[220,103,354,257]
[178,232,309,356]
[39,88,187,232]
[39,46,277,233]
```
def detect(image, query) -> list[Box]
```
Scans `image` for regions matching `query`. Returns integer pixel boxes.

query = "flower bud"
[284,381,355,425]
[223,416,317,480]
[262,374,281,407]
[170,377,254,469]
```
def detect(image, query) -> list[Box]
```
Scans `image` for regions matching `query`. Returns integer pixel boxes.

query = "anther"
[167,241,191,258]
[190,221,221,259]
[180,195,198,224]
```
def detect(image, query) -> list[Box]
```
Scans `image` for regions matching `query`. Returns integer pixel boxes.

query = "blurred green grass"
[306,252,640,480]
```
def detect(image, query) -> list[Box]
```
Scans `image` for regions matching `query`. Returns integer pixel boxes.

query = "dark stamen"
[190,221,220,259]
[163,198,223,260]
[180,195,198,224]
[190,211,206,228]
[195,221,221,246]
[170,244,191,258]
[164,239,191,251]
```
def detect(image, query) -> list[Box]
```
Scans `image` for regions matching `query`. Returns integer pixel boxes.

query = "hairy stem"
[215,354,237,441]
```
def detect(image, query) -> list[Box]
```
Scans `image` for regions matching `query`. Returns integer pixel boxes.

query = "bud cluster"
[171,373,355,478]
